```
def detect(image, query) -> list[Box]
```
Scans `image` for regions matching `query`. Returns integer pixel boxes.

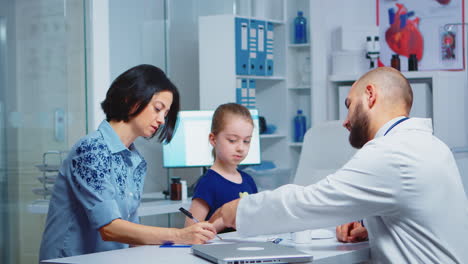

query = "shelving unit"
[285,0,311,173]
[198,0,313,175]
[199,13,287,169]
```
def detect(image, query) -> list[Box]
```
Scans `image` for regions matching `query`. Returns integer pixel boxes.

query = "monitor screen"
[163,110,261,168]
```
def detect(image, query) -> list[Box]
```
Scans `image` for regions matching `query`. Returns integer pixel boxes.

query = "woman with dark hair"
[39,65,216,261]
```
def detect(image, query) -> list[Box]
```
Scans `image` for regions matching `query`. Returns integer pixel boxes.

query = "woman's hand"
[336,221,368,243]
[175,222,217,244]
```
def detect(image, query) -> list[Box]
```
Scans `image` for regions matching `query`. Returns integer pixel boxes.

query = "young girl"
[185,103,258,231]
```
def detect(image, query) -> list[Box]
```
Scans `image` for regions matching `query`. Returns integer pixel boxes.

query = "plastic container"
[294,110,307,142]
[180,180,188,201]
[408,54,418,71]
[391,54,400,70]
[373,36,380,52]
[170,177,182,200]
[294,11,307,44]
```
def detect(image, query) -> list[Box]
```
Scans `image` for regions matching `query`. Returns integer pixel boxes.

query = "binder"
[235,17,249,75]
[248,19,258,75]
[266,22,274,76]
[255,20,266,76]
[236,79,249,108]
[248,79,256,109]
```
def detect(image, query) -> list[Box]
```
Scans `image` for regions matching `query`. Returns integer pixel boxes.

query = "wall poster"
[378,0,465,71]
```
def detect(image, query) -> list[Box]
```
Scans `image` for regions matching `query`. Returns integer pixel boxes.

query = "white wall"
[87,0,110,131]
[456,0,468,194]
[309,0,376,124]
[107,0,168,203]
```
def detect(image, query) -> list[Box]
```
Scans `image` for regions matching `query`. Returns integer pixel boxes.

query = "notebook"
[192,242,313,264]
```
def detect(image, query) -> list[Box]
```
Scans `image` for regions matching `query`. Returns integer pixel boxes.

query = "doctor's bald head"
[343,67,414,148]
[355,67,413,115]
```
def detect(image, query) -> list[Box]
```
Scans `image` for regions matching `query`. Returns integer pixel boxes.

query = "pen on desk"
[272,238,283,244]
[160,243,192,248]
[178,207,223,240]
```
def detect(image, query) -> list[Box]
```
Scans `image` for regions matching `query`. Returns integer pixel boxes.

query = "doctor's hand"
[336,221,368,243]
[175,222,217,244]
[209,198,240,230]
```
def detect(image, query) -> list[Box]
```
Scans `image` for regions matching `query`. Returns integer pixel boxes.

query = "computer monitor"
[163,110,261,168]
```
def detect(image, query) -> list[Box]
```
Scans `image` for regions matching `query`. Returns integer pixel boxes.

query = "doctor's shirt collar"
[374,116,408,139]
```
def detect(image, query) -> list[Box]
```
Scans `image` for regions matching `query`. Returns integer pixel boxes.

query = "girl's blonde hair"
[211,103,254,158]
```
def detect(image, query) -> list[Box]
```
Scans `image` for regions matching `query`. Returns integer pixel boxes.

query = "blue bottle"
[294,110,307,142]
[294,11,307,44]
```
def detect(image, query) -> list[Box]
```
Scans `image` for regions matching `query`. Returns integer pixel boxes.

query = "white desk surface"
[41,230,370,264]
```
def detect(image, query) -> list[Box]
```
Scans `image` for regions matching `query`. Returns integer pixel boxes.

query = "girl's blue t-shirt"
[193,169,258,220]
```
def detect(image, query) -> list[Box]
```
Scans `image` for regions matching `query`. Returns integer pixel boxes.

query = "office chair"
[293,120,356,186]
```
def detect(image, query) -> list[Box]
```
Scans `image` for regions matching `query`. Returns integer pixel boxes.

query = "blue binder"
[235,18,249,75]
[248,19,259,75]
[266,22,274,76]
[236,79,249,108]
[248,79,256,109]
[255,20,266,76]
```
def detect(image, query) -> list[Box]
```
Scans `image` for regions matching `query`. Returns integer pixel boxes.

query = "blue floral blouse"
[39,121,147,260]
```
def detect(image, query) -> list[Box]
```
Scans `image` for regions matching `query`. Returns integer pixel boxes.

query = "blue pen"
[160,243,192,248]
[272,238,283,244]
[179,207,223,240]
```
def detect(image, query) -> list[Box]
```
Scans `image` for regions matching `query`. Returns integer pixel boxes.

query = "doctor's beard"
[349,102,371,149]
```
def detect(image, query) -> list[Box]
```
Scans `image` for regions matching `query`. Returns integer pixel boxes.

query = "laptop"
[192,242,313,264]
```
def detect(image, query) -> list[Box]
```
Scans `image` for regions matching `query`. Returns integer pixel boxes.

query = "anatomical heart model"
[385,3,423,61]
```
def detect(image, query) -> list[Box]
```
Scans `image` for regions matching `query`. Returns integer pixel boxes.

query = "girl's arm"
[185,198,210,227]
[99,218,216,245]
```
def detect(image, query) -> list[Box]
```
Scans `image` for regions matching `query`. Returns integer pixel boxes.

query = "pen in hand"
[179,207,223,240]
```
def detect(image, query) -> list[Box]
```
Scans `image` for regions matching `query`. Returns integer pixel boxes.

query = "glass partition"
[0,0,87,263]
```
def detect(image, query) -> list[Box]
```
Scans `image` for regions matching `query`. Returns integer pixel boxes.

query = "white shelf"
[288,43,310,48]
[288,85,310,90]
[289,142,303,147]
[329,70,455,82]
[260,134,286,139]
[234,15,285,25]
[236,75,286,81]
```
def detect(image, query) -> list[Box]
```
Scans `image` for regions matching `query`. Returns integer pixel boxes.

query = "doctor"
[210,67,468,263]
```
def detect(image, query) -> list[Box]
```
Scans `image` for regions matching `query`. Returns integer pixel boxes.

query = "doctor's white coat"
[237,118,468,263]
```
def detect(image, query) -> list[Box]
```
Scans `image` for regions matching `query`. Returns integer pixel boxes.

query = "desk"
[28,192,192,217]
[41,230,370,264]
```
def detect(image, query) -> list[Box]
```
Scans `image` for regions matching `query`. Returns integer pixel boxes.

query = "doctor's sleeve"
[67,141,123,230]
[236,142,401,236]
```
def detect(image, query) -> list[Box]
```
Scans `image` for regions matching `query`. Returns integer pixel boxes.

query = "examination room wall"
[0,0,87,263]
[0,1,466,263]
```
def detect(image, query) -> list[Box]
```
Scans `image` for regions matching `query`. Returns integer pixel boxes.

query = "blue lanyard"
[384,117,409,136]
